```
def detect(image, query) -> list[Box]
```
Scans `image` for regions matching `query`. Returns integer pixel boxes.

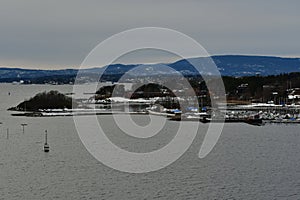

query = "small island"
[8,90,77,112]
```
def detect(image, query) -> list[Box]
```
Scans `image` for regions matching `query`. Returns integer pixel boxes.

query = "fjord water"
[1,84,300,199]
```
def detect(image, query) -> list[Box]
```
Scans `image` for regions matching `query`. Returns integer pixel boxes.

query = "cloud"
[0,0,299,69]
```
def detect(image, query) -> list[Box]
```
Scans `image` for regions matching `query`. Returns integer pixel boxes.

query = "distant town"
[5,55,300,125]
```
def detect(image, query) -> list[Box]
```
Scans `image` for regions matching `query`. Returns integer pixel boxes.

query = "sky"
[0,0,300,69]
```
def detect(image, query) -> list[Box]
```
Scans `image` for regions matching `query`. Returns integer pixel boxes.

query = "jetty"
[11,109,148,117]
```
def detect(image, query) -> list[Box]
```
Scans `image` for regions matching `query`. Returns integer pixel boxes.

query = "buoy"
[44,130,49,152]
[21,123,27,134]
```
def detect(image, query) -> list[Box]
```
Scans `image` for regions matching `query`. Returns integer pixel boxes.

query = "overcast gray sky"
[0,0,299,69]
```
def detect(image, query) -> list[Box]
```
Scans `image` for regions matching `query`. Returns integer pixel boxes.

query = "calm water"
[0,84,300,199]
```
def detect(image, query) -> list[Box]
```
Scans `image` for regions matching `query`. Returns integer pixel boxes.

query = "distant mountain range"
[1,55,300,83]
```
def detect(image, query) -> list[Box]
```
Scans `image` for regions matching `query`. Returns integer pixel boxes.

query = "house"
[288,88,300,100]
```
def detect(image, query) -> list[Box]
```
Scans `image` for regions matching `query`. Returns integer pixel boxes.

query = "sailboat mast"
[45,130,48,144]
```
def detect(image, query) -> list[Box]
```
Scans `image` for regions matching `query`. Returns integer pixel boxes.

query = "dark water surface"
[0,84,300,199]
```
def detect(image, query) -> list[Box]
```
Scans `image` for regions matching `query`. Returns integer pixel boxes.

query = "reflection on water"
[0,84,300,199]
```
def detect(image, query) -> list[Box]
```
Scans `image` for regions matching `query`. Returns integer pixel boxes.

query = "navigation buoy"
[44,130,49,152]
[21,123,27,134]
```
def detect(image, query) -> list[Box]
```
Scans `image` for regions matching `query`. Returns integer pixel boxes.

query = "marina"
[8,101,300,126]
